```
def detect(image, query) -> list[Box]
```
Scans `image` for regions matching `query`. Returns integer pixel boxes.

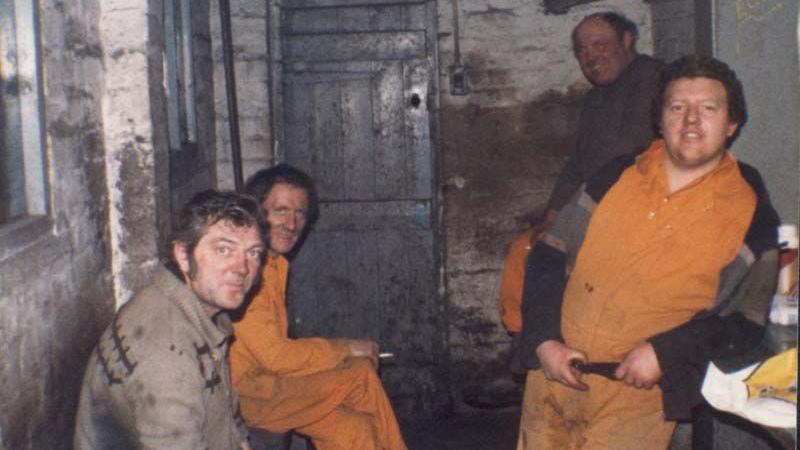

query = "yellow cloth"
[230,255,407,450]
[745,347,798,403]
[519,141,756,449]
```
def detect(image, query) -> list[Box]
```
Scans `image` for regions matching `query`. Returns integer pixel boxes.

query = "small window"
[164,0,197,152]
[0,0,47,224]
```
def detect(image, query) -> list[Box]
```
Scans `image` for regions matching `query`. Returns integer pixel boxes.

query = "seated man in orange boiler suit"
[229,164,406,450]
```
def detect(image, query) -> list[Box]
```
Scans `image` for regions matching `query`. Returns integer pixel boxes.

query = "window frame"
[164,0,198,153]
[0,0,49,261]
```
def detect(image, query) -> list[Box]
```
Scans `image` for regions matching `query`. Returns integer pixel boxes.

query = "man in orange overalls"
[230,164,407,450]
[515,56,780,449]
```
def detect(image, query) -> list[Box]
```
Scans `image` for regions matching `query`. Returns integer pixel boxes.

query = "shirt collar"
[156,265,233,348]
[635,139,743,209]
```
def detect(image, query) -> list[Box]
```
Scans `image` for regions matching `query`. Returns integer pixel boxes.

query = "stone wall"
[0,1,217,447]
[100,0,172,305]
[0,1,113,447]
[436,0,654,407]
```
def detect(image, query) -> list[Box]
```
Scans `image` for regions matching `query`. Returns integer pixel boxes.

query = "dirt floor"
[401,407,521,450]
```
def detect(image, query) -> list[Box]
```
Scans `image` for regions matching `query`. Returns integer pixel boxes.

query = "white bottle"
[769,224,799,325]
[777,224,798,295]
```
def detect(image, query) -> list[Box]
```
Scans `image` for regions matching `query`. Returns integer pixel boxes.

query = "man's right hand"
[348,339,379,368]
[536,340,588,390]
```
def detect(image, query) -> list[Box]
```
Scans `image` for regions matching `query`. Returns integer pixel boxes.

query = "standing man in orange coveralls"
[515,56,779,449]
[229,164,407,450]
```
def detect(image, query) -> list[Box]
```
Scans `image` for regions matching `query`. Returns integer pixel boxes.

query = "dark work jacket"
[547,54,664,211]
[517,154,780,420]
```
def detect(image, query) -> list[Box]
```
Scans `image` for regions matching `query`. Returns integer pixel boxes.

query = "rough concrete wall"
[1,0,218,447]
[0,1,114,448]
[436,0,654,406]
[212,0,274,190]
[715,0,799,223]
[100,0,172,306]
[648,0,700,61]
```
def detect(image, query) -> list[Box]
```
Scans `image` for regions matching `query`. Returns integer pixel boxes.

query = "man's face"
[660,77,738,173]
[261,182,309,256]
[573,18,635,86]
[174,220,265,316]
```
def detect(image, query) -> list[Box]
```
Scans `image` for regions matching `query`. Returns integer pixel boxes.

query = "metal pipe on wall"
[451,0,461,66]
[218,0,244,191]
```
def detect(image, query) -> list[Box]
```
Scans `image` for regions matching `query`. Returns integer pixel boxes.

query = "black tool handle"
[571,360,620,380]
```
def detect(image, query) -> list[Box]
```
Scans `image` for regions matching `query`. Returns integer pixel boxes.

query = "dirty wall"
[436,0,654,406]
[0,1,218,448]
[213,0,275,189]
[0,2,112,446]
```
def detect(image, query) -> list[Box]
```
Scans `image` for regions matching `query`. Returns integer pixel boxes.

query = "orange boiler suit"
[517,142,756,450]
[230,255,407,450]
[498,228,538,333]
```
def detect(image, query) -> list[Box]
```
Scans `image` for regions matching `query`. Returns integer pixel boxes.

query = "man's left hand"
[615,342,662,389]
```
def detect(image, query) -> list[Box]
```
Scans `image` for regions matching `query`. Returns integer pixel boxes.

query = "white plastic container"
[777,224,798,295]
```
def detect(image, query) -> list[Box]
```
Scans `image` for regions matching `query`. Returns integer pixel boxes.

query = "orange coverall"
[518,144,756,450]
[230,255,407,450]
[498,228,538,333]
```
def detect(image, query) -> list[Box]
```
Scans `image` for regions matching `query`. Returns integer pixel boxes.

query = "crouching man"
[75,190,268,450]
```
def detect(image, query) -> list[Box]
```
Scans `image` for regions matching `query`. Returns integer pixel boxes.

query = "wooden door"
[277,0,444,415]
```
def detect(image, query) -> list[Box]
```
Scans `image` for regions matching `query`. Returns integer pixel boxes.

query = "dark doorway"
[275,0,446,416]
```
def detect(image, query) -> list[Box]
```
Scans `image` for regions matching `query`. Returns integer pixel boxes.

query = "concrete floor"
[397,406,793,450]
[401,408,521,450]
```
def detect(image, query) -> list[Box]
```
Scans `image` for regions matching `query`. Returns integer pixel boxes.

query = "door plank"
[284,31,426,62]
[310,81,342,197]
[373,62,407,199]
[404,60,432,198]
[340,77,375,199]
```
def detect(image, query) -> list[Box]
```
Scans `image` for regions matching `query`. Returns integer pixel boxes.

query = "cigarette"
[379,352,394,359]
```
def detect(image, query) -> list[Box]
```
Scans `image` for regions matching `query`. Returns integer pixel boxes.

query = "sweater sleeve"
[516,240,569,370]
[547,114,592,211]
[516,190,597,369]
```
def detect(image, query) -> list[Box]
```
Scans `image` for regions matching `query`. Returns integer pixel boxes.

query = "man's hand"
[536,340,588,390]
[348,339,379,368]
[615,342,662,389]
